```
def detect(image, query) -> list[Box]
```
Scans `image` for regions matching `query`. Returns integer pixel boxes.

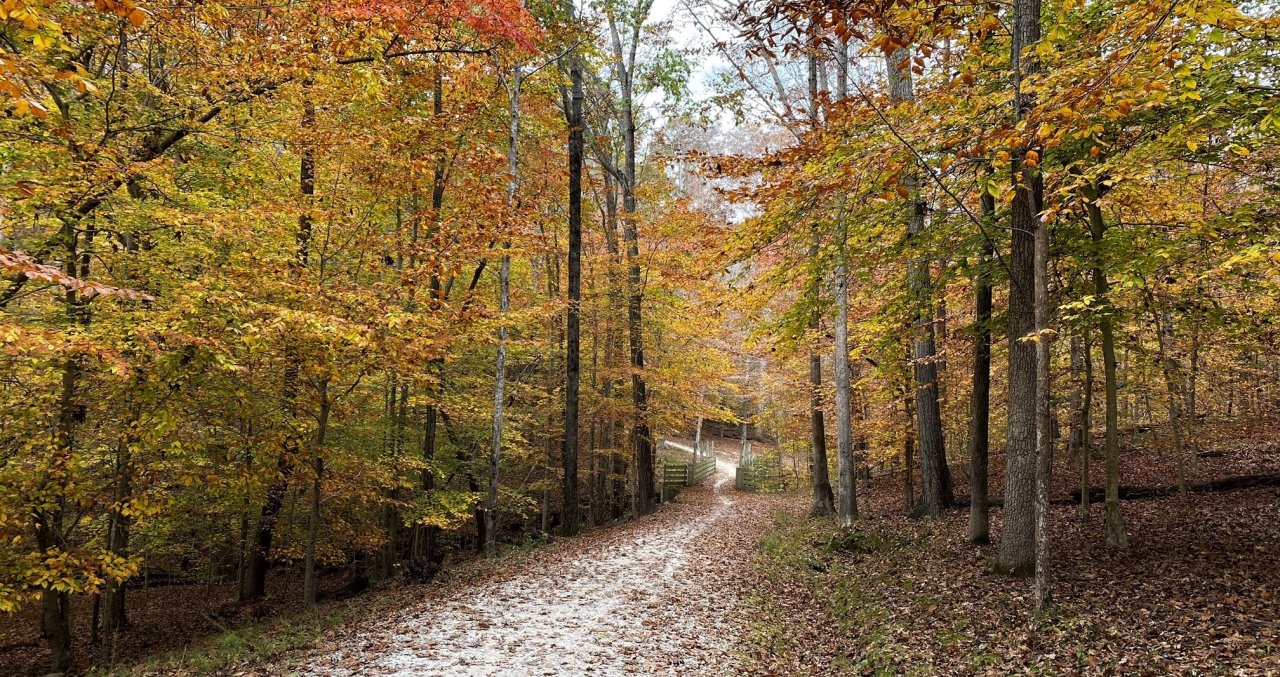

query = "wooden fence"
[659,440,718,491]
[735,439,788,493]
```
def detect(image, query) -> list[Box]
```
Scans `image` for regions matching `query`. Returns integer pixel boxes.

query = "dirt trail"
[292,455,762,676]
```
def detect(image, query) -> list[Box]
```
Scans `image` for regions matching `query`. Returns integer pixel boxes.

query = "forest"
[0,0,1277,673]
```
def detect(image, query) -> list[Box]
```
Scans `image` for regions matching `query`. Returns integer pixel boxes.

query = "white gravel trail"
[299,457,740,676]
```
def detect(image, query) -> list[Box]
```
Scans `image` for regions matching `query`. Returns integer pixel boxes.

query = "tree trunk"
[562,42,584,536]
[1148,292,1189,495]
[997,0,1042,576]
[834,222,857,526]
[486,72,521,558]
[304,379,331,608]
[902,376,915,512]
[1076,331,1095,521]
[413,64,449,573]
[1033,166,1053,612]
[600,173,627,520]
[248,89,315,601]
[101,402,138,664]
[805,41,836,520]
[968,187,994,544]
[1085,184,1128,548]
[887,48,952,517]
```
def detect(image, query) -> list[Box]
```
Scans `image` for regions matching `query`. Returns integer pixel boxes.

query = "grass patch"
[745,512,930,674]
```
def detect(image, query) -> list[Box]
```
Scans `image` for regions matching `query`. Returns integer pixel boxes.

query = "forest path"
[291,452,771,676]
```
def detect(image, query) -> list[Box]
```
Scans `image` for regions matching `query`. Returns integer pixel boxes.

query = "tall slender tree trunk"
[486,72,521,558]
[998,0,1043,576]
[304,379,331,608]
[902,373,915,512]
[42,216,89,672]
[1148,292,1189,495]
[615,47,654,517]
[101,401,139,664]
[834,221,857,526]
[1074,331,1095,520]
[1032,168,1053,612]
[804,37,836,519]
[600,173,628,520]
[1084,184,1128,548]
[1186,313,1200,459]
[562,38,585,536]
[887,48,952,517]
[968,188,994,544]
[413,64,449,573]
[247,90,315,601]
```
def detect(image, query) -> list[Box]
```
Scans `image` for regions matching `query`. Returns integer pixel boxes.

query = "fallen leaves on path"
[268,456,791,676]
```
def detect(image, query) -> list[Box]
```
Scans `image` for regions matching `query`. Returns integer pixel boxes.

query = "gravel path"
[290,454,765,676]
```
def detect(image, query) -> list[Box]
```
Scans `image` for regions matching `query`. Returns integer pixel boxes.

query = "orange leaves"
[322,0,538,52]
[0,248,154,302]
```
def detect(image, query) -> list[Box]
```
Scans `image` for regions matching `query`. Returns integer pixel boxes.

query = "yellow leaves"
[127,6,146,26]
[1186,139,1199,152]
[12,98,46,118]
[1018,327,1059,344]
[996,150,1011,164]
[1229,144,1250,157]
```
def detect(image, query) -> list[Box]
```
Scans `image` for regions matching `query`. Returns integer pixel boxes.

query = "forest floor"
[741,418,1280,675]
[6,422,1277,675]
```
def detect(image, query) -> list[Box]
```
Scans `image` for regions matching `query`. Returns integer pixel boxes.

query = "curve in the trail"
[300,455,741,677]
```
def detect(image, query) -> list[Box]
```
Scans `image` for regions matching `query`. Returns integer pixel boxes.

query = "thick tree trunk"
[998,0,1042,575]
[809,312,836,517]
[968,189,994,543]
[887,48,952,517]
[607,6,656,516]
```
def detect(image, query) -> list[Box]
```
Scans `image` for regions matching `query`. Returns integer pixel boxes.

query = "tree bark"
[100,399,139,664]
[304,379,331,608]
[1032,166,1053,612]
[1074,331,1095,520]
[997,0,1042,576]
[605,5,657,516]
[486,72,521,558]
[968,186,995,544]
[886,48,952,517]
[834,221,857,526]
[562,34,585,536]
[1148,292,1190,495]
[1084,183,1128,548]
